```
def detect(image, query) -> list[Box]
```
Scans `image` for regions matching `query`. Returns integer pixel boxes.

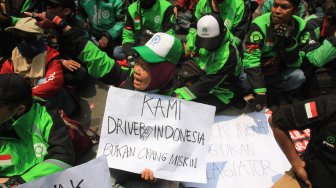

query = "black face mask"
[17,38,46,59]
[139,0,156,9]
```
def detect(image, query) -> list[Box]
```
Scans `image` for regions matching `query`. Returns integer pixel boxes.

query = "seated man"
[174,13,239,111]
[301,7,336,97]
[0,73,74,187]
[242,0,308,111]
[78,0,124,58]
[269,95,336,188]
[44,0,90,89]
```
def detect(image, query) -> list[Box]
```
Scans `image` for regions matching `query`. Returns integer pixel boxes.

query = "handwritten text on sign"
[97,87,216,183]
[184,112,291,188]
[18,157,112,188]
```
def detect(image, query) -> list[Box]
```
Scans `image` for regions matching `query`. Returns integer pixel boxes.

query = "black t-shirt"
[273,95,336,188]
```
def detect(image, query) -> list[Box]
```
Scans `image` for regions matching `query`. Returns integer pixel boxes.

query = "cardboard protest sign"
[97,87,216,183]
[18,157,112,188]
[184,112,291,188]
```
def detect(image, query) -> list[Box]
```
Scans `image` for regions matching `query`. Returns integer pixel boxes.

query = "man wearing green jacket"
[79,0,125,57]
[0,73,74,187]
[185,0,249,56]
[114,0,176,64]
[175,13,240,111]
[301,7,336,97]
[242,0,308,111]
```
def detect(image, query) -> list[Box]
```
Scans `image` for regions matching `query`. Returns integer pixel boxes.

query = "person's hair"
[325,7,336,25]
[0,74,33,110]
[288,0,301,10]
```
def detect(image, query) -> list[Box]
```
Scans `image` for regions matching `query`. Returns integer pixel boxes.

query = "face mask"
[139,0,156,9]
[17,38,46,59]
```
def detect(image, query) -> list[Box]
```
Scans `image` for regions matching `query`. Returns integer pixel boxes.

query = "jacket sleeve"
[32,48,64,99]
[281,27,309,68]
[104,0,126,40]
[122,10,136,45]
[60,25,131,85]
[242,24,266,93]
[0,59,14,74]
[175,45,238,100]
[21,104,74,182]
[161,6,176,36]
[229,2,249,46]
[305,18,336,67]
[184,1,202,53]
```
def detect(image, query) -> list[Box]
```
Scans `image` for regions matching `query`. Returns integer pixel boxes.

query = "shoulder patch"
[304,101,318,119]
[249,31,263,43]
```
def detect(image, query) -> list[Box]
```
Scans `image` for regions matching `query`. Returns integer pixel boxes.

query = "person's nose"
[274,7,282,15]
[133,65,140,75]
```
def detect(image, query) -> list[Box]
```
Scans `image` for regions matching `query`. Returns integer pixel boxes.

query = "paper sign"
[184,112,291,188]
[97,87,216,183]
[18,157,112,188]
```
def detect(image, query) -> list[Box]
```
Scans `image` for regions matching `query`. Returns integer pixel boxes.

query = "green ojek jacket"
[0,99,74,182]
[242,13,308,93]
[175,31,240,104]
[79,0,125,40]
[122,0,175,46]
[304,15,336,67]
[186,0,247,52]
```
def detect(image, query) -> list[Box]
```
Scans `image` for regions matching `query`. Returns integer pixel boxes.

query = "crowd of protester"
[0,0,335,187]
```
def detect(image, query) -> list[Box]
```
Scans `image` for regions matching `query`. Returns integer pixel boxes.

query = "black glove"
[3,176,25,187]
[253,93,267,111]
[245,93,267,112]
[273,24,294,39]
[273,24,296,47]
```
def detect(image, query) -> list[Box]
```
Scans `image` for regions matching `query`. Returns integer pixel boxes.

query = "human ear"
[63,8,71,16]
[16,105,27,116]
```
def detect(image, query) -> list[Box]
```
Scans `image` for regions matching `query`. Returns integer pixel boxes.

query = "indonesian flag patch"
[0,154,12,166]
[305,101,318,119]
[265,39,274,47]
[134,16,140,24]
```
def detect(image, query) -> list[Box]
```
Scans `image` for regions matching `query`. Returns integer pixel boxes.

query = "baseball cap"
[133,32,183,65]
[5,17,43,34]
[196,14,226,50]
[47,0,76,9]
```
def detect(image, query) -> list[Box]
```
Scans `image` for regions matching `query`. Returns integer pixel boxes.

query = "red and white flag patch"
[0,154,12,166]
[134,17,140,24]
[305,101,318,119]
